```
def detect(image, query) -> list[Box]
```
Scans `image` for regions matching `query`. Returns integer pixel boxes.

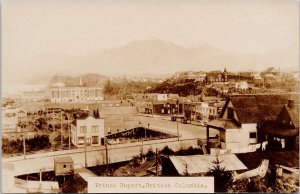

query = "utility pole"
[84,132,87,168]
[141,140,144,161]
[39,168,42,182]
[23,133,26,159]
[105,138,109,173]
[155,148,158,176]
[152,101,154,118]
[68,116,71,150]
[176,100,179,141]
[146,123,149,139]
[60,109,63,148]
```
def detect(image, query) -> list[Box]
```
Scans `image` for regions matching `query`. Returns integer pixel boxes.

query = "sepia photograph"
[1,0,299,193]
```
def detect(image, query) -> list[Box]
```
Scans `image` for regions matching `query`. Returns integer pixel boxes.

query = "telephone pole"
[155,148,158,176]
[23,133,26,159]
[68,116,71,150]
[84,132,87,168]
[105,138,109,173]
[176,100,179,141]
[60,109,63,148]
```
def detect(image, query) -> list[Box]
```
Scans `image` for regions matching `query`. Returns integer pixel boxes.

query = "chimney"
[288,100,294,108]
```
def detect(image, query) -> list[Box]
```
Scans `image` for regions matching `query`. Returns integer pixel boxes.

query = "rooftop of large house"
[220,94,299,124]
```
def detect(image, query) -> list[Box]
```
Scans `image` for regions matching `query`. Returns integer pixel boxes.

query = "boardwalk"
[3,137,199,176]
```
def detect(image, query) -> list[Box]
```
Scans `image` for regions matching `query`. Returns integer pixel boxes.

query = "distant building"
[50,78,104,103]
[204,68,228,84]
[132,93,168,101]
[71,116,105,147]
[2,108,19,133]
[235,81,249,90]
[145,99,184,115]
[21,90,46,102]
[17,109,27,119]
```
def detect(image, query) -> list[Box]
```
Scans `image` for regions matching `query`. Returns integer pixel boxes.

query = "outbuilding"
[54,156,74,176]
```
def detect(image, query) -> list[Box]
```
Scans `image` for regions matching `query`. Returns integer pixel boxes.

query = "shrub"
[160,146,175,156]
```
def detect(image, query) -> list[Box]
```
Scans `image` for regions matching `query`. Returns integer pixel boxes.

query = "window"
[63,165,67,168]
[78,137,85,145]
[92,126,99,133]
[249,132,257,139]
[228,108,234,119]
[92,136,99,144]
[80,126,87,133]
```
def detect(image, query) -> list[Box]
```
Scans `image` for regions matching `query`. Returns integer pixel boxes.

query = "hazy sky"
[2,0,299,85]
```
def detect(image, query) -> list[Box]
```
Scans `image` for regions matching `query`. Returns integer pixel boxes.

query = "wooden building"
[54,156,74,176]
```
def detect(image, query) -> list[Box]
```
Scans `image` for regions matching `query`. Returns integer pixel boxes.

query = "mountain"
[12,39,299,85]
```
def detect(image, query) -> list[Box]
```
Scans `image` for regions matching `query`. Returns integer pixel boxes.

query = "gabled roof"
[71,115,101,126]
[169,154,247,175]
[221,94,299,124]
[284,105,299,128]
[207,119,240,130]
[54,156,73,163]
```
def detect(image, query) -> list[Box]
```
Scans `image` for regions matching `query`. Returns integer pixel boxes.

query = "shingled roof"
[221,94,299,124]
[284,105,299,128]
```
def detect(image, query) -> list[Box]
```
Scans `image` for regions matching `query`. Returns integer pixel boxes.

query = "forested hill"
[147,78,205,96]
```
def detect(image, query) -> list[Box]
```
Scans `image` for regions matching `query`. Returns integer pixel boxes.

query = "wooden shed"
[54,156,74,176]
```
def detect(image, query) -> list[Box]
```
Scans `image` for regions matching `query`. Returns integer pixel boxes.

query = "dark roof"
[262,127,299,138]
[284,105,299,128]
[222,94,298,124]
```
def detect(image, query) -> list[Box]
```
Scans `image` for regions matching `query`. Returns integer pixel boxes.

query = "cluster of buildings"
[1,105,36,140]
[132,92,225,123]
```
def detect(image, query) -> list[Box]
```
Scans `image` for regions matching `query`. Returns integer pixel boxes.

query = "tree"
[103,79,114,95]
[207,156,232,192]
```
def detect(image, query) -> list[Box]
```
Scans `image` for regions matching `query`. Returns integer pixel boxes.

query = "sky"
[2,0,299,86]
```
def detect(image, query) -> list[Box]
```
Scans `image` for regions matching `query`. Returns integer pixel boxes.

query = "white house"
[17,109,27,119]
[71,116,105,147]
[2,108,19,133]
[206,94,293,153]
[235,81,248,90]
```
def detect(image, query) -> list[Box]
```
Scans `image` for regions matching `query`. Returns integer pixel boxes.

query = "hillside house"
[261,100,299,150]
[206,94,299,153]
